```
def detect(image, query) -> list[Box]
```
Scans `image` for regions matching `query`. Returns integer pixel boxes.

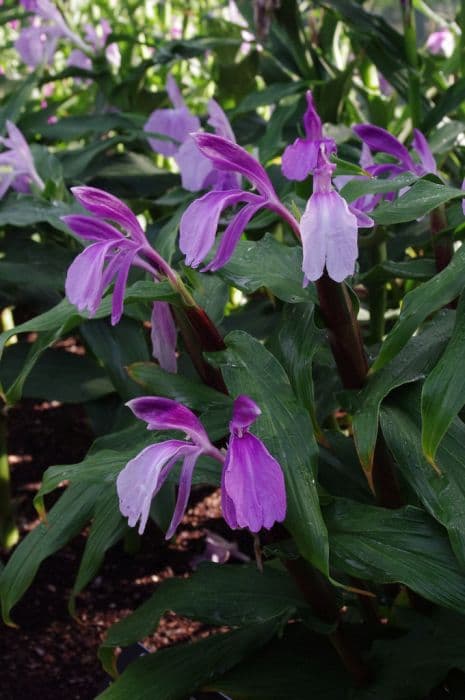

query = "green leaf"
[213,623,351,699]
[128,362,232,412]
[0,345,114,403]
[0,195,81,233]
[422,77,465,131]
[217,234,316,304]
[0,73,37,130]
[421,292,465,462]
[70,490,126,615]
[358,258,436,285]
[372,244,465,371]
[98,617,285,699]
[352,311,454,470]
[340,172,417,203]
[0,483,102,625]
[326,500,465,612]
[209,331,328,573]
[381,385,465,570]
[100,563,326,665]
[233,81,305,114]
[357,610,465,700]
[372,179,465,226]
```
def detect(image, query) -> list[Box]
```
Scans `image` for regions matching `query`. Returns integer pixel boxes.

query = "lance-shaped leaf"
[421,291,465,463]
[208,331,328,574]
[0,483,103,625]
[352,310,454,471]
[381,385,465,570]
[372,244,465,372]
[372,179,465,226]
[326,500,465,612]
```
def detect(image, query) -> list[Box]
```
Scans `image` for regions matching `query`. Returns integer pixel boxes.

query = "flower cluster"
[117,395,287,537]
[68,20,120,73]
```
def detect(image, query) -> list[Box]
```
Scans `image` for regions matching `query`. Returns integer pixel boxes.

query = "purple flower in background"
[18,0,90,67]
[15,21,60,68]
[221,396,286,532]
[144,76,238,192]
[117,395,286,537]
[179,133,297,270]
[426,28,455,58]
[62,187,178,371]
[68,19,120,72]
[353,124,437,185]
[0,120,44,198]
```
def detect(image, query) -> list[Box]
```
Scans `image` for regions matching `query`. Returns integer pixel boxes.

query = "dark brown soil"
[0,399,252,700]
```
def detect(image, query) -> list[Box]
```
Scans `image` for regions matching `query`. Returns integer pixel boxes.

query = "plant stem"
[401,0,422,128]
[430,205,453,274]
[315,275,368,390]
[0,404,18,550]
[367,240,387,344]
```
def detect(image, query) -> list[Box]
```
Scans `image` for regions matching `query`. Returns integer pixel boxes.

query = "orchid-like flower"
[282,91,374,281]
[62,186,178,372]
[179,133,298,271]
[68,20,120,72]
[0,121,44,199]
[18,0,90,67]
[426,28,455,58]
[144,76,238,191]
[116,395,286,537]
[353,124,437,180]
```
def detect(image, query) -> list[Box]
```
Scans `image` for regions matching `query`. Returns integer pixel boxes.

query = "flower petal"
[179,189,248,267]
[302,90,323,141]
[151,301,177,374]
[65,240,115,315]
[301,190,358,283]
[353,124,415,171]
[230,395,261,432]
[175,136,215,191]
[203,196,265,271]
[71,186,146,243]
[116,439,192,534]
[165,448,202,539]
[193,133,276,199]
[281,137,319,181]
[166,74,185,109]
[144,107,200,157]
[412,129,437,175]
[207,99,236,143]
[110,247,139,325]
[61,214,124,242]
[126,397,210,448]
[222,432,286,532]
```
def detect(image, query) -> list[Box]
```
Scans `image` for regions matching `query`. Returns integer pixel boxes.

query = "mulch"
[0,399,253,700]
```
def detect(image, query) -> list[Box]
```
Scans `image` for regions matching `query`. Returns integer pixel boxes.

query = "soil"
[0,399,253,700]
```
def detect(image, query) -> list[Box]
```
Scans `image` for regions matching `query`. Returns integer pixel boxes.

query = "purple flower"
[281,91,336,182]
[144,77,238,192]
[62,187,173,329]
[15,22,60,67]
[426,29,455,58]
[221,396,286,532]
[0,121,44,198]
[116,395,286,537]
[179,133,296,270]
[282,91,373,281]
[300,147,360,283]
[67,20,120,72]
[19,0,90,64]
[353,124,437,178]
